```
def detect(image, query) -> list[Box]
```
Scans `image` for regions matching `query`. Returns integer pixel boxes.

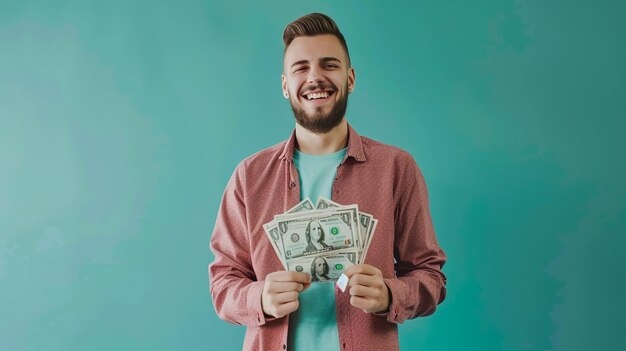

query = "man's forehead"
[284,34,347,65]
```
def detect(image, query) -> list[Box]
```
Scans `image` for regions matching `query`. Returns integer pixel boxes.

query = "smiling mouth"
[302,90,335,102]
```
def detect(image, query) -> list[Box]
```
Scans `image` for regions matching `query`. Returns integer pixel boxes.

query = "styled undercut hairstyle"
[283,13,351,66]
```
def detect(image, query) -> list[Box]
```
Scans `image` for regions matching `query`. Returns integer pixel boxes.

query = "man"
[209,13,447,351]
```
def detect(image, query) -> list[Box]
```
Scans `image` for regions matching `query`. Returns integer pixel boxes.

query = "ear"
[281,74,289,98]
[347,67,356,94]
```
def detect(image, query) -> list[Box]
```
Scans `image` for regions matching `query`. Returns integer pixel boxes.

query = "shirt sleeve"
[208,162,274,327]
[382,153,448,324]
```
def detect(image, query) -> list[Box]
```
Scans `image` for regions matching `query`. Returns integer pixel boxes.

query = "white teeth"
[306,91,330,100]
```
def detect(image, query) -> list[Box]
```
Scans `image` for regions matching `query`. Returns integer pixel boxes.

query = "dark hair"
[283,13,351,66]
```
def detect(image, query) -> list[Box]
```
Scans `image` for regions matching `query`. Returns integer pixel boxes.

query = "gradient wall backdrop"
[1,1,624,350]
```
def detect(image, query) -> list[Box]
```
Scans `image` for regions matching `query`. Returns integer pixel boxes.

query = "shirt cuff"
[248,280,278,326]
[379,278,406,324]
[372,279,392,317]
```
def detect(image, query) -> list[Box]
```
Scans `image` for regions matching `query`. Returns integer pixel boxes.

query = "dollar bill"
[315,196,334,210]
[286,252,357,282]
[264,209,338,268]
[286,198,315,214]
[263,222,286,267]
[263,197,378,268]
[276,210,357,260]
[360,218,378,264]
[317,196,373,256]
[263,198,316,268]
[274,208,337,221]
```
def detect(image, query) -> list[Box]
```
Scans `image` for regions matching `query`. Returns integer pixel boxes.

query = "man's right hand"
[261,271,311,318]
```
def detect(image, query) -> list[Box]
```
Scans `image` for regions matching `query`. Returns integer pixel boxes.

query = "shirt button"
[289,182,295,188]
[283,344,287,349]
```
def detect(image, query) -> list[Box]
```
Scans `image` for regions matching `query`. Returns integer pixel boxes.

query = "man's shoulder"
[359,134,426,186]
[360,135,417,165]
[235,139,286,173]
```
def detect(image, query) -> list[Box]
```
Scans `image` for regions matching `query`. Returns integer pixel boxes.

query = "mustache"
[301,82,337,94]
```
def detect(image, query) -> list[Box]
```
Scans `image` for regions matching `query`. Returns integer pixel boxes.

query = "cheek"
[288,80,303,95]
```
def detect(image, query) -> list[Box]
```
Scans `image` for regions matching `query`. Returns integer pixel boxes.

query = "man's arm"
[383,153,448,323]
[209,163,269,327]
[209,162,312,327]
[341,153,447,322]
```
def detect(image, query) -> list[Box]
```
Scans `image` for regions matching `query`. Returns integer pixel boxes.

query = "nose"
[307,65,324,84]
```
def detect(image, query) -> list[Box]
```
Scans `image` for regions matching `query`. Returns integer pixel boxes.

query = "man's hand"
[261,271,311,318]
[343,264,390,314]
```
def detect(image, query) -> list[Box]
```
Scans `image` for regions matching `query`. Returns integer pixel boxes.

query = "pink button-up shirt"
[209,124,447,350]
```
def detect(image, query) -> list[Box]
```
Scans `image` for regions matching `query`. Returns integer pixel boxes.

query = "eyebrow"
[320,57,341,64]
[290,57,342,69]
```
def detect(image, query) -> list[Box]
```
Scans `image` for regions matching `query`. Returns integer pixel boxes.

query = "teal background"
[1,1,624,350]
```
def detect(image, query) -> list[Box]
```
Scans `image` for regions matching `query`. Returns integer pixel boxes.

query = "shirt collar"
[279,123,367,163]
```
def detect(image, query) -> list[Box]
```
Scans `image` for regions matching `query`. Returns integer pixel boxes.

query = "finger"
[343,264,380,279]
[275,300,299,317]
[349,284,377,298]
[267,282,304,293]
[348,273,380,288]
[349,295,375,311]
[269,271,312,283]
[272,291,299,304]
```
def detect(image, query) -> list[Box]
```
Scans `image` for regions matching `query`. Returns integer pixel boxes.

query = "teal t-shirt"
[288,146,347,351]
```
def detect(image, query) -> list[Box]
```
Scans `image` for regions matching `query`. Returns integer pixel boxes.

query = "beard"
[289,81,349,134]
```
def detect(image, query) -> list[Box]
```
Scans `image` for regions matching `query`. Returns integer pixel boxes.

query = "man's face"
[315,259,327,276]
[310,221,323,242]
[282,34,355,133]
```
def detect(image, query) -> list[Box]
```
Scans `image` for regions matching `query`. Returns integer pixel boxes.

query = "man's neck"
[295,119,348,155]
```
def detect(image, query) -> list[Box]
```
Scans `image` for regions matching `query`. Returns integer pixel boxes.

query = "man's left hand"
[343,264,390,313]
